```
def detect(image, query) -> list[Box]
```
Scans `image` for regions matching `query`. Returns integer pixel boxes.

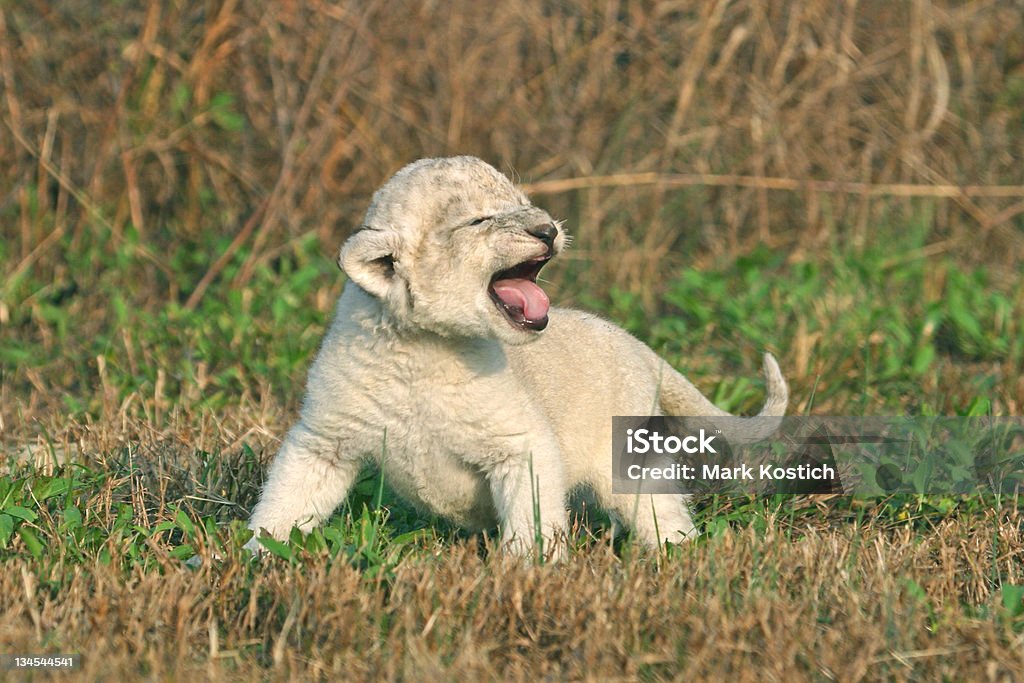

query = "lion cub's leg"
[486,446,571,560]
[611,492,697,547]
[246,422,361,552]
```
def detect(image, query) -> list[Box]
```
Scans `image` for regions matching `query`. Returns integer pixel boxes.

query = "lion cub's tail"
[752,352,788,417]
[657,352,789,443]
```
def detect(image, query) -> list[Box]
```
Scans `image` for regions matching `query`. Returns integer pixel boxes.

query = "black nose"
[527,223,558,247]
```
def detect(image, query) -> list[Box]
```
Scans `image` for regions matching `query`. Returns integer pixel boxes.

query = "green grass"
[5,205,1019,425]
[3,210,1022,559]
[4,206,1021,506]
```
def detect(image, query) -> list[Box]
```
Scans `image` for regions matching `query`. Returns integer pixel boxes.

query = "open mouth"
[488,255,551,331]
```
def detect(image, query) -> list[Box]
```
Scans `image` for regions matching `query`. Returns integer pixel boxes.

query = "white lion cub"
[247,156,787,556]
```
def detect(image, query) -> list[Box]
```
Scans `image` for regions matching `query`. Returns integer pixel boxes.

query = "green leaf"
[1001,584,1024,618]
[115,504,134,526]
[322,526,344,547]
[0,345,32,365]
[18,527,43,558]
[169,544,195,560]
[62,505,82,530]
[209,93,244,132]
[151,520,178,535]
[0,513,13,547]
[391,529,430,545]
[33,476,70,501]
[903,578,927,603]
[911,344,934,376]
[0,477,11,506]
[5,506,37,522]
[963,396,991,417]
[303,528,325,553]
[257,535,293,560]
[175,509,196,538]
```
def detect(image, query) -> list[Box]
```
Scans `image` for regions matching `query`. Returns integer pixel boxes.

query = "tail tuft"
[758,352,788,417]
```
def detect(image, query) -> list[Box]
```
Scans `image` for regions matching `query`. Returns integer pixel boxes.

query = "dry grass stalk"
[1,1,1022,298]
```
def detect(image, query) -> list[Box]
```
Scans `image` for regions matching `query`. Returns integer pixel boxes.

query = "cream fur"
[247,156,788,557]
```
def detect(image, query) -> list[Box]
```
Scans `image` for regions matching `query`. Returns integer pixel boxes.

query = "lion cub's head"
[339,157,567,344]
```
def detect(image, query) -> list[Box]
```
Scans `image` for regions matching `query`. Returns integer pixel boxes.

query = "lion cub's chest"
[375,362,522,457]
[349,339,527,527]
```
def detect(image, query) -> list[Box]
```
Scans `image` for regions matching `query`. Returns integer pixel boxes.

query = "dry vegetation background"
[2,0,1024,680]
[5,0,1024,299]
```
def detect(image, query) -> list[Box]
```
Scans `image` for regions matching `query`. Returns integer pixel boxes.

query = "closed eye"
[468,216,492,226]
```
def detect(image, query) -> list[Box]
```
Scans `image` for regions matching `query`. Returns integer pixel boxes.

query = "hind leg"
[611,492,696,547]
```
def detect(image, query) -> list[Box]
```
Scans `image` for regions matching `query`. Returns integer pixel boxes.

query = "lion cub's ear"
[338,227,406,302]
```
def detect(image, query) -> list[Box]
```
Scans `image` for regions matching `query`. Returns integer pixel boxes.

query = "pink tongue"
[492,278,550,320]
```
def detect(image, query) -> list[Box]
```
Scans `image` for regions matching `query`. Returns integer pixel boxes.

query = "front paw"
[502,532,569,564]
[243,531,269,558]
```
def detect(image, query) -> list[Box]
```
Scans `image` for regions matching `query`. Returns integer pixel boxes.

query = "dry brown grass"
[3,0,1023,302]
[2,509,1023,680]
